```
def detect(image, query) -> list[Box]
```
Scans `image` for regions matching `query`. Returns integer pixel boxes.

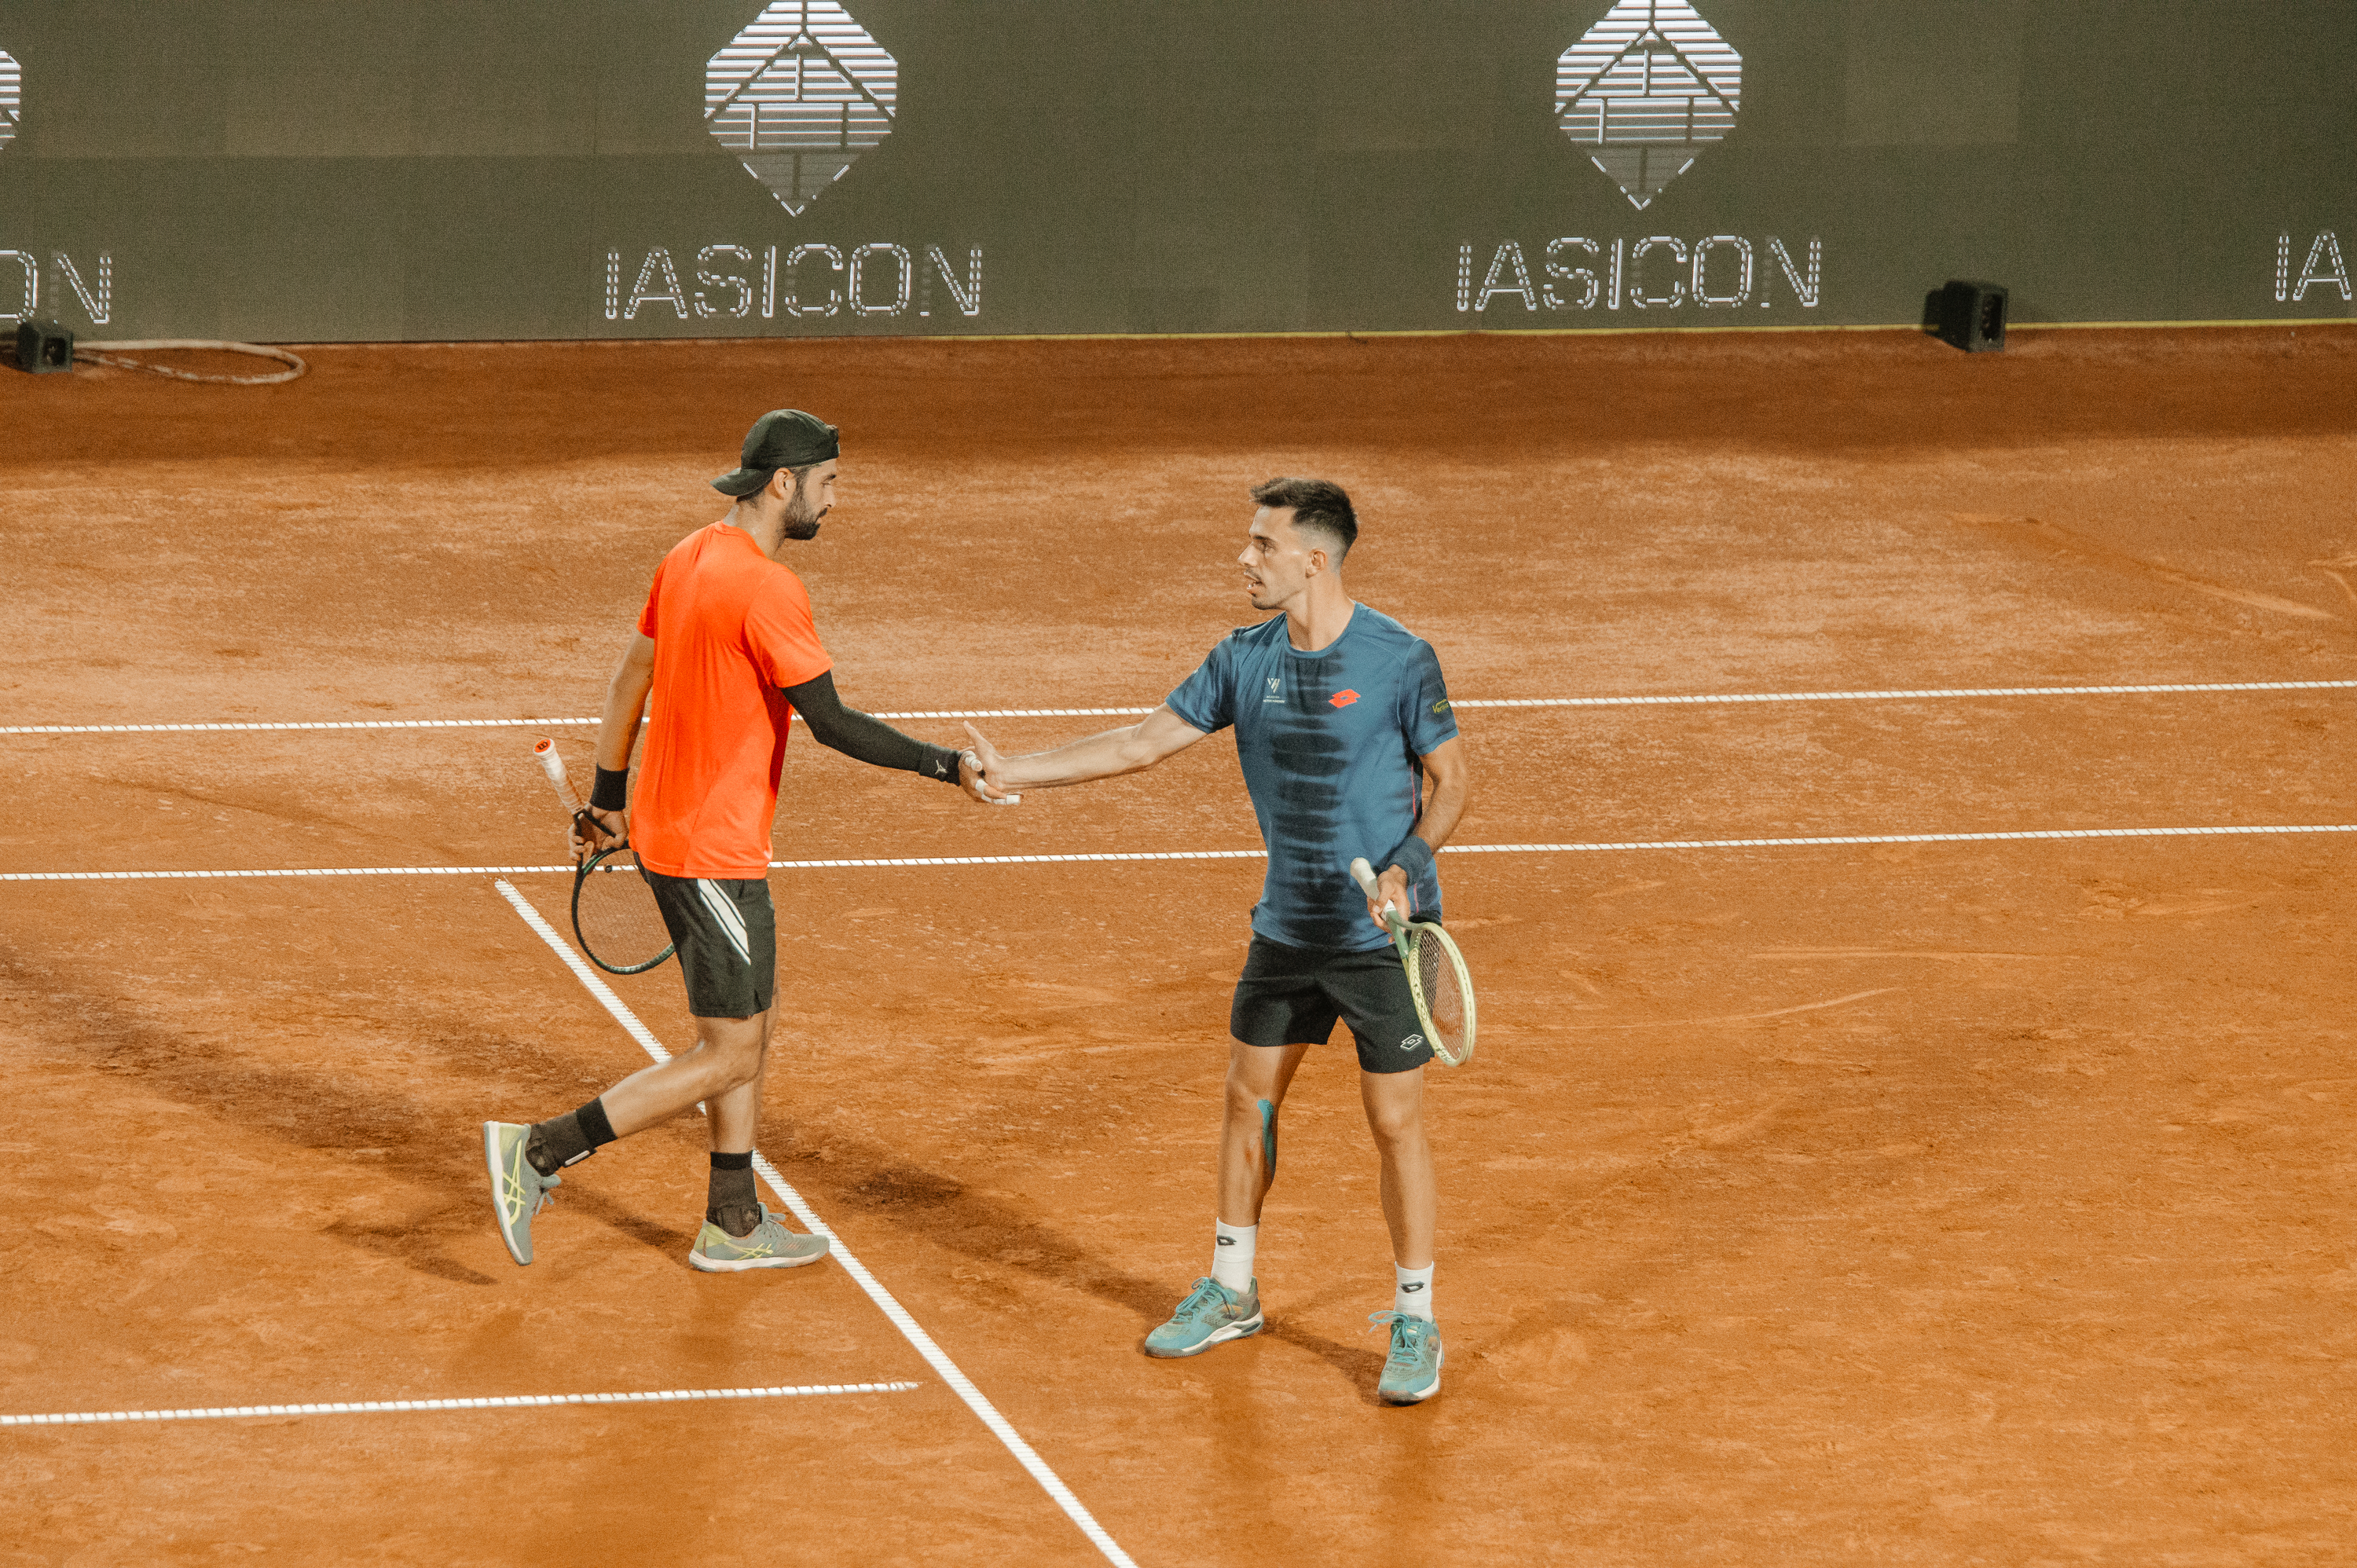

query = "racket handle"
[1348,856,1406,930]
[534,738,586,811]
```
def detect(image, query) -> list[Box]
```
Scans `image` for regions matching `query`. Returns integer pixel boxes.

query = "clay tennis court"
[3,326,2352,1565]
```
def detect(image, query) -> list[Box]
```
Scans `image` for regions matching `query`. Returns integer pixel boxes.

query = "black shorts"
[643,870,777,1019]
[1230,936,1434,1074]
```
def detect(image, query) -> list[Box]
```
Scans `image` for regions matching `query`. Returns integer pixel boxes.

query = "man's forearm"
[780,670,962,781]
[999,724,1164,789]
[1391,746,1468,872]
[1405,779,1465,855]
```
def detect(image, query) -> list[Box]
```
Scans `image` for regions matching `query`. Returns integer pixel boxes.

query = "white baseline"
[5,824,2354,882]
[1,1383,919,1427]
[4,679,2351,735]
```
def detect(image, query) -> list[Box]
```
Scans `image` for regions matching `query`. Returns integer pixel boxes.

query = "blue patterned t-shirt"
[1168,604,1458,951]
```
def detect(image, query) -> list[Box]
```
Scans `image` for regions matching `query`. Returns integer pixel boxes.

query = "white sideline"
[0,1383,919,1427]
[7,824,2355,883]
[491,881,1139,1568]
[4,679,2352,734]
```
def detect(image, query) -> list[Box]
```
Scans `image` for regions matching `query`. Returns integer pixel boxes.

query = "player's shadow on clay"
[7,947,685,1289]
[773,1132,1385,1398]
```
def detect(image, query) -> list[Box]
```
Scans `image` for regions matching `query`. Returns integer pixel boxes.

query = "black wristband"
[920,743,965,785]
[1385,833,1436,881]
[589,767,631,811]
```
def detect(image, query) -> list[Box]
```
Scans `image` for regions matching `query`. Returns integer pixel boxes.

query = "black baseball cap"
[711,408,841,496]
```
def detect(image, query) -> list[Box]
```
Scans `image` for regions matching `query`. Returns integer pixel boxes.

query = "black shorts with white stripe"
[643,870,777,1019]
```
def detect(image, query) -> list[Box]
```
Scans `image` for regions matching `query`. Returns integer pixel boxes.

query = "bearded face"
[781,470,828,539]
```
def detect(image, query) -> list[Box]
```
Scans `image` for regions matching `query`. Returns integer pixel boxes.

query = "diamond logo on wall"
[1556,1,1741,210]
[706,2,896,217]
[0,51,21,156]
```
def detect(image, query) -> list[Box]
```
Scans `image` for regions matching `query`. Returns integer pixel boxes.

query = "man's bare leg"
[1142,1038,1310,1355]
[599,1009,772,1138]
[1360,1062,1442,1401]
[706,1019,771,1155]
[1360,1064,1435,1268]
[1219,1037,1311,1225]
[1194,1037,1310,1300]
[588,1010,773,1236]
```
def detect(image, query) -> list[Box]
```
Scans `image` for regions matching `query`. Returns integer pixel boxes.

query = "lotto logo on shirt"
[1329,690,1360,709]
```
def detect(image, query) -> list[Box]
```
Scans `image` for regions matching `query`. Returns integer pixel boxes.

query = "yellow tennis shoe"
[689,1205,831,1272]
[482,1121,559,1266]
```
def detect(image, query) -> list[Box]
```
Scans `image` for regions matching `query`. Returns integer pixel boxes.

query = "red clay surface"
[2,327,2353,1566]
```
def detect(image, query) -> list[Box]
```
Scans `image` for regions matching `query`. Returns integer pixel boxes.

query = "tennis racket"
[570,849,676,975]
[1349,856,1476,1068]
[532,740,677,976]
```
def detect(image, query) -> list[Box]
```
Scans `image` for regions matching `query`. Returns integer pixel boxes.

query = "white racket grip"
[533,738,581,808]
[1348,856,1402,926]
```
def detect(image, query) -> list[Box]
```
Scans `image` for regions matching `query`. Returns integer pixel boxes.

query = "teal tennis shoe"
[1144,1277,1263,1358]
[482,1121,559,1266]
[1370,1310,1442,1405]
[689,1205,830,1272]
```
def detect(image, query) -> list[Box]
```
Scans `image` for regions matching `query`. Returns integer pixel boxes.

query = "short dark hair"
[1250,477,1358,560]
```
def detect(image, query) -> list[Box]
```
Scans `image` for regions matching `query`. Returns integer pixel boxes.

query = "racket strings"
[1413,932,1470,1061]
[574,857,676,973]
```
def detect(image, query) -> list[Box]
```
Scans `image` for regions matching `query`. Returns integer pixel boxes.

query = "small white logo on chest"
[1263,676,1283,704]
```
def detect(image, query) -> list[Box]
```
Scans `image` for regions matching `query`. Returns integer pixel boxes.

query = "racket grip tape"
[534,738,587,809]
[1347,857,1405,930]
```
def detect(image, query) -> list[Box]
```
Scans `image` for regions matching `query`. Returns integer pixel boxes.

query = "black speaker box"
[1923,280,2007,353]
[14,319,75,373]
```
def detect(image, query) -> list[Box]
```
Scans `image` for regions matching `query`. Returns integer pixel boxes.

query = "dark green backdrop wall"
[0,1,2351,341]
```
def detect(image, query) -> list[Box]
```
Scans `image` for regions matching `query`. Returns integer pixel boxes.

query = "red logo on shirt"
[1329,690,1360,708]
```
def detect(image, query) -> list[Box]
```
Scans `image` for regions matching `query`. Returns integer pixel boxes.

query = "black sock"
[707,1152,759,1236]
[526,1097,620,1178]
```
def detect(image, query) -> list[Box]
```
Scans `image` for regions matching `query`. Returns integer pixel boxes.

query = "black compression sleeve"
[780,670,964,782]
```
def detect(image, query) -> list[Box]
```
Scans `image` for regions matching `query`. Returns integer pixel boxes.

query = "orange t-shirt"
[629,524,832,878]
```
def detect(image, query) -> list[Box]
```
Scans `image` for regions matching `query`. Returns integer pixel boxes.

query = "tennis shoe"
[1143,1277,1263,1358]
[689,1205,830,1273]
[483,1120,560,1266]
[1369,1310,1443,1405]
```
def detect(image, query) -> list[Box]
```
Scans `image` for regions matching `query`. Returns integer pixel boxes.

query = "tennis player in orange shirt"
[483,409,1007,1273]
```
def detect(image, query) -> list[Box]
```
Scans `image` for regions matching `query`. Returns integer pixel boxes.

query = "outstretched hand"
[959,727,1020,805]
[961,723,1020,804]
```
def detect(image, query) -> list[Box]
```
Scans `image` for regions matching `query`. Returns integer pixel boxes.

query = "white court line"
[0,710,1151,735]
[1457,680,2357,708]
[0,1382,919,1428]
[7,824,2355,883]
[5,680,2352,734]
[492,881,1138,1568]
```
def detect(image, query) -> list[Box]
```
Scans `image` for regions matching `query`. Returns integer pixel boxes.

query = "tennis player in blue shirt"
[963,478,1468,1405]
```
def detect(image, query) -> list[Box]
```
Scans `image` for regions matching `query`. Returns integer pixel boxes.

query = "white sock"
[1394,1262,1435,1319]
[1211,1221,1256,1292]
